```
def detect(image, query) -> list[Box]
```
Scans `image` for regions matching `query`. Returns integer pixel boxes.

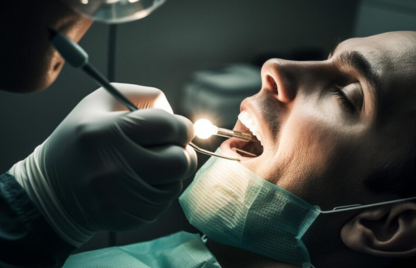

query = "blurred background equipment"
[180,64,261,129]
[2,0,416,253]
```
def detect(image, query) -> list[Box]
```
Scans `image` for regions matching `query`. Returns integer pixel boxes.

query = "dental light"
[49,24,246,162]
[191,119,259,161]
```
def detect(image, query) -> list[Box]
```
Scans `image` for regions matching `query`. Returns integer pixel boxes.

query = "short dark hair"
[365,132,416,267]
[365,133,416,197]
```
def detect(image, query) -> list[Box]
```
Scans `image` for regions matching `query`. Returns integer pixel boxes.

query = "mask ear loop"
[189,142,240,161]
[320,196,416,214]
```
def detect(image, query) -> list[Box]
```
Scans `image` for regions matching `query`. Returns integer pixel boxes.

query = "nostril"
[53,62,62,71]
[266,75,278,94]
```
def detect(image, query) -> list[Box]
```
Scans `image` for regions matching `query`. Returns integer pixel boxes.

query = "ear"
[341,202,416,258]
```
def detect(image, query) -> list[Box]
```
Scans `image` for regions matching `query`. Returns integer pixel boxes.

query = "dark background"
[1,0,416,252]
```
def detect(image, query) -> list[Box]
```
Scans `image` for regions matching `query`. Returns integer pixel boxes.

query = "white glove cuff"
[9,144,95,247]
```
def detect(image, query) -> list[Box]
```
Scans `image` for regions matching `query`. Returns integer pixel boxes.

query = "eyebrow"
[329,40,380,88]
[338,51,379,105]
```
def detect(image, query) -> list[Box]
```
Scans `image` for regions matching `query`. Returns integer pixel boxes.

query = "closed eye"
[330,86,355,113]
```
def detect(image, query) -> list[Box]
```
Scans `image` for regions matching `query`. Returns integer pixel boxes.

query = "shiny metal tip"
[189,142,240,161]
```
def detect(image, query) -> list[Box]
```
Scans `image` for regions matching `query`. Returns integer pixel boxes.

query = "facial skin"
[208,32,416,268]
[0,0,93,93]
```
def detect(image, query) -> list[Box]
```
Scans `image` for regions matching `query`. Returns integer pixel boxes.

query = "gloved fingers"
[184,145,198,179]
[124,144,197,185]
[123,179,184,205]
[110,83,173,113]
[151,180,184,200]
[85,167,183,209]
[79,83,173,113]
[116,109,195,147]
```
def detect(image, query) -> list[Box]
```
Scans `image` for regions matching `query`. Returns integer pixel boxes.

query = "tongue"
[243,140,263,156]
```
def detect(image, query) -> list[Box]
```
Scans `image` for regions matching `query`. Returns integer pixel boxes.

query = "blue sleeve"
[0,173,76,267]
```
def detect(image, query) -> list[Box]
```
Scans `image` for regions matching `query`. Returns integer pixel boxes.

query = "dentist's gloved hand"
[9,83,197,247]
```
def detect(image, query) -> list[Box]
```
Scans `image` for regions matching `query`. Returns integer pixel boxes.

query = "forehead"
[335,32,416,80]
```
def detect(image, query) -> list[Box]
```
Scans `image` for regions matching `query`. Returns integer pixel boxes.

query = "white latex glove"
[9,83,197,247]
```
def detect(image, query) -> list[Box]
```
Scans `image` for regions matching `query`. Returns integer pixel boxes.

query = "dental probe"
[49,29,137,111]
[194,119,258,142]
[48,29,239,161]
[216,128,257,142]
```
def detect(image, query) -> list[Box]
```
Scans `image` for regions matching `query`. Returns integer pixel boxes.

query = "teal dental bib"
[180,149,320,268]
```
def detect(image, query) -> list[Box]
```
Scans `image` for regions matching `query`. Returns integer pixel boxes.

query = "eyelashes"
[330,86,355,113]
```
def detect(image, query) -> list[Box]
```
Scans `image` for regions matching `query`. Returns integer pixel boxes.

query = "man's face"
[0,0,92,93]
[220,31,416,210]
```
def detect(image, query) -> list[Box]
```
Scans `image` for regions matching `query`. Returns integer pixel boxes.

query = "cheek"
[277,107,371,205]
[283,106,341,167]
[273,104,351,189]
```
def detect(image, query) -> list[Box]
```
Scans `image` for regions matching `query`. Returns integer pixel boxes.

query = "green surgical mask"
[179,149,416,268]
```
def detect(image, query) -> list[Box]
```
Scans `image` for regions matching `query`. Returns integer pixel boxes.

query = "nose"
[261,58,320,104]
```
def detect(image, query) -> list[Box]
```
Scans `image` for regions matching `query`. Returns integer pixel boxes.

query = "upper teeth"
[238,111,262,142]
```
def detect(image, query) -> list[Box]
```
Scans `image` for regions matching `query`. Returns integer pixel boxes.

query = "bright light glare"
[81,0,88,4]
[105,0,121,4]
[129,0,140,2]
[194,119,218,139]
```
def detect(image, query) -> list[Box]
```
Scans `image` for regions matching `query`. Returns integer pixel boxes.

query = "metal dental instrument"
[233,148,257,157]
[189,143,240,161]
[193,119,258,142]
[216,128,257,142]
[193,119,260,160]
[49,29,240,161]
[49,28,137,111]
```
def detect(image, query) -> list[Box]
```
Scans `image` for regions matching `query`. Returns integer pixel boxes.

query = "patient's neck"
[205,239,298,268]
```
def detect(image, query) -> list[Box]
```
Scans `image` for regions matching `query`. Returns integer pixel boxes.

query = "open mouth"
[227,111,264,159]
